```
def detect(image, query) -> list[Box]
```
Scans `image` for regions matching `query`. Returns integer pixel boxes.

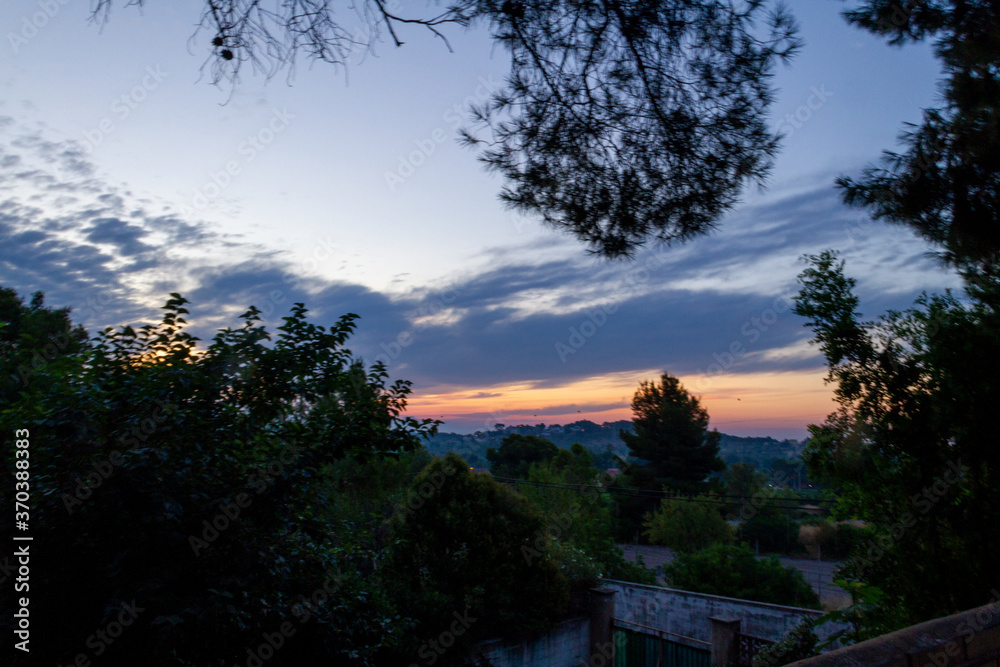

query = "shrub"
[644,496,732,552]
[752,618,819,666]
[387,454,570,644]
[664,544,820,609]
[740,514,802,555]
[0,292,437,665]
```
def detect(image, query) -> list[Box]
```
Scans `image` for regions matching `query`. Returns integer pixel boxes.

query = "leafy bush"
[486,433,558,478]
[752,618,819,666]
[664,544,820,609]
[644,496,732,552]
[740,514,801,555]
[387,454,570,643]
[0,291,439,664]
[517,450,657,586]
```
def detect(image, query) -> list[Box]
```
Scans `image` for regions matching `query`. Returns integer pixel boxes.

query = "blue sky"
[0,0,961,438]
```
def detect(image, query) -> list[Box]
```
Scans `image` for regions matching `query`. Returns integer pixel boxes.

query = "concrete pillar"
[589,587,617,666]
[710,617,741,667]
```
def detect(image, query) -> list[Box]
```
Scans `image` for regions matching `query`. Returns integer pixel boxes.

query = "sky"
[0,0,962,439]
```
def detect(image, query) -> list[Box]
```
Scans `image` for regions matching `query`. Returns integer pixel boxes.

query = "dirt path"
[618,544,852,610]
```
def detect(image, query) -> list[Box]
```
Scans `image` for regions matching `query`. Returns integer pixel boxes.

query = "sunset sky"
[0,0,962,439]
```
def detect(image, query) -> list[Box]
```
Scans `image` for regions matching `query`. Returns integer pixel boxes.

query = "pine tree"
[837,1,1000,283]
[620,372,724,494]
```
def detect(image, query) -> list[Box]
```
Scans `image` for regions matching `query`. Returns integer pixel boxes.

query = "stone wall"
[602,579,840,644]
[477,616,590,667]
[476,580,851,667]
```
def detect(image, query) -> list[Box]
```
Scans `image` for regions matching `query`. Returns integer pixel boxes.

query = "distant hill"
[717,433,805,468]
[426,420,804,471]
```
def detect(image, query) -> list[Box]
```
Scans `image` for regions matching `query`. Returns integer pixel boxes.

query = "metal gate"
[613,619,710,667]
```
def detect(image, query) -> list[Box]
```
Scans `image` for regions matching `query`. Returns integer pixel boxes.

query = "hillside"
[426,420,804,470]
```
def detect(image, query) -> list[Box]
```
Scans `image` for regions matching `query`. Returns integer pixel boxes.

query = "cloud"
[0,117,963,417]
[467,391,502,399]
[0,119,261,328]
[85,217,154,256]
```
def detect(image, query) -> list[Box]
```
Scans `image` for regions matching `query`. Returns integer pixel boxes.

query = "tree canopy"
[0,289,447,664]
[664,543,820,609]
[89,0,799,258]
[794,251,1000,635]
[486,432,559,478]
[388,453,570,642]
[620,372,724,493]
[836,0,1000,280]
[0,287,87,407]
[816,2,1000,635]
[643,495,732,553]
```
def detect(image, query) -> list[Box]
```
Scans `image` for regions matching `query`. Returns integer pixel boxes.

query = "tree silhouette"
[794,250,1000,634]
[836,1,1000,281]
[620,372,724,493]
[486,432,558,478]
[90,0,800,258]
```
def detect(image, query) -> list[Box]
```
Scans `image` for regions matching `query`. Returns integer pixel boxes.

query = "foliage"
[725,462,768,499]
[643,496,732,553]
[466,0,801,258]
[0,287,87,406]
[0,290,439,665]
[794,251,1000,631]
[752,618,819,667]
[520,451,658,586]
[603,550,659,586]
[486,433,559,478]
[739,514,800,556]
[836,1,1000,279]
[664,544,820,609]
[796,520,871,561]
[819,579,901,644]
[522,451,607,554]
[550,442,600,483]
[90,0,799,258]
[388,453,570,642]
[769,457,812,489]
[620,372,725,493]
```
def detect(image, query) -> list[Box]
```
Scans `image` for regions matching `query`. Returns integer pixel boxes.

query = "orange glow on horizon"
[406,368,837,437]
